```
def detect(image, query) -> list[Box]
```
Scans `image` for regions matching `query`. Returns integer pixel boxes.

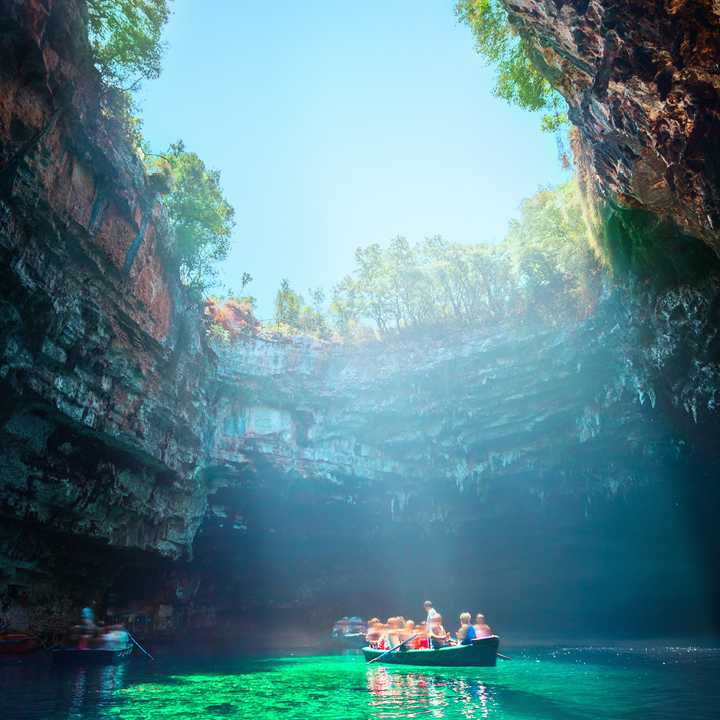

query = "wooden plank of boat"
[362,636,500,667]
[51,644,134,665]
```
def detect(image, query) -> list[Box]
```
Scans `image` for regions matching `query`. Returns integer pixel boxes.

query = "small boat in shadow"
[51,644,133,666]
[363,635,500,667]
[0,632,41,656]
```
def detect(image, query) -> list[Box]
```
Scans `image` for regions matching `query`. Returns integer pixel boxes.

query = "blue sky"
[139,1,567,317]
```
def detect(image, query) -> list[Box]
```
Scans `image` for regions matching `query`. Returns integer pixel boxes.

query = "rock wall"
[0,0,718,639]
[502,0,720,254]
[0,0,213,622]
[198,291,719,636]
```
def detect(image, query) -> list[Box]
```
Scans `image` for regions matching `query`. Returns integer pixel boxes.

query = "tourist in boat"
[473,613,493,638]
[386,616,402,648]
[399,619,416,649]
[428,614,451,649]
[100,624,130,650]
[418,621,430,649]
[457,612,477,645]
[365,618,382,648]
[76,607,97,649]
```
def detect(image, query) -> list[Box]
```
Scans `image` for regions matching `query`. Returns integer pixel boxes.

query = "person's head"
[369,617,380,625]
[405,620,415,630]
[81,607,94,621]
[423,600,433,612]
[460,612,471,625]
[433,614,443,626]
[475,613,486,624]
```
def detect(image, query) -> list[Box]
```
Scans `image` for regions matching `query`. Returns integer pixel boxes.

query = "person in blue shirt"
[457,612,477,645]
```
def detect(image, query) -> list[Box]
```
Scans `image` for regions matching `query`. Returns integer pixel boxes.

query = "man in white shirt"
[424,600,439,630]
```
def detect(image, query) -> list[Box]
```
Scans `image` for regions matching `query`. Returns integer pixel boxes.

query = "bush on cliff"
[87,0,171,86]
[153,141,235,293]
[455,0,567,131]
[272,281,331,339]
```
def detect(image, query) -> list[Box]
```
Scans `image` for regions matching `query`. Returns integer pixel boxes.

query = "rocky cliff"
[197,288,718,636]
[0,0,214,626]
[502,0,720,259]
[0,0,718,639]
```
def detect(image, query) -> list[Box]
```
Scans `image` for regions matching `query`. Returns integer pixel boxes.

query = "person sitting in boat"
[415,622,429,649]
[473,613,493,638]
[457,612,477,645]
[101,625,130,650]
[386,616,402,648]
[365,618,383,648]
[428,614,451,649]
[76,607,97,650]
[399,619,416,650]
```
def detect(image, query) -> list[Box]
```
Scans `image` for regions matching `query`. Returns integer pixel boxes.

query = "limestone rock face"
[200,296,718,635]
[0,0,213,578]
[502,0,720,251]
[0,0,718,636]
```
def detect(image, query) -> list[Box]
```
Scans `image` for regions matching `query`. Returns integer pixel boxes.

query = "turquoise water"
[1,647,718,719]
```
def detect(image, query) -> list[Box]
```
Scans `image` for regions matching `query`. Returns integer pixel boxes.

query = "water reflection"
[367,666,495,718]
[63,664,127,720]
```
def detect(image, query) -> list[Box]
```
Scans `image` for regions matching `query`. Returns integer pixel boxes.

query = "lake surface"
[1,646,718,719]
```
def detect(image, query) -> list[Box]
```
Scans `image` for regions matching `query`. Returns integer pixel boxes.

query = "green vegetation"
[455,0,567,131]
[84,2,236,295]
[273,281,331,339]
[259,180,600,342]
[150,142,235,293]
[598,202,719,287]
[87,0,171,86]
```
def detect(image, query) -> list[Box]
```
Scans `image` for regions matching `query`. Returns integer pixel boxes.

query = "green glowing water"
[2,647,718,719]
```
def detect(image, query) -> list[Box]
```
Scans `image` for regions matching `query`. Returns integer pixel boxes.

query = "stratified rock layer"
[0,0,212,590]
[503,0,720,252]
[0,0,718,638]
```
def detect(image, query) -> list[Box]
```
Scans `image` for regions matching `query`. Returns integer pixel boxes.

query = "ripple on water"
[1,647,718,720]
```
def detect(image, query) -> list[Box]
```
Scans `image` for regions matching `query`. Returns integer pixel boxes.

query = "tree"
[506,180,600,320]
[86,0,172,87]
[274,279,303,328]
[455,0,568,131]
[156,141,235,293]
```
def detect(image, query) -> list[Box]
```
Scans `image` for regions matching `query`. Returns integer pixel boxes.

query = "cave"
[1,1,720,718]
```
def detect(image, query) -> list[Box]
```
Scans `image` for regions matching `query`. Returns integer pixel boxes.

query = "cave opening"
[1,1,720,718]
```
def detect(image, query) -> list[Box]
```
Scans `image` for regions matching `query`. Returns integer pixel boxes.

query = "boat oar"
[367,634,418,664]
[497,652,512,660]
[128,631,154,660]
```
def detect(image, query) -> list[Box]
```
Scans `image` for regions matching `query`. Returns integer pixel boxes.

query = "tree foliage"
[153,142,235,293]
[455,0,567,130]
[326,180,599,339]
[86,0,171,86]
[273,280,331,339]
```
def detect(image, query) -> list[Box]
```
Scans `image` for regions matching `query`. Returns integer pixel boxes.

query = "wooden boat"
[51,644,133,665]
[363,636,500,667]
[0,632,41,655]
